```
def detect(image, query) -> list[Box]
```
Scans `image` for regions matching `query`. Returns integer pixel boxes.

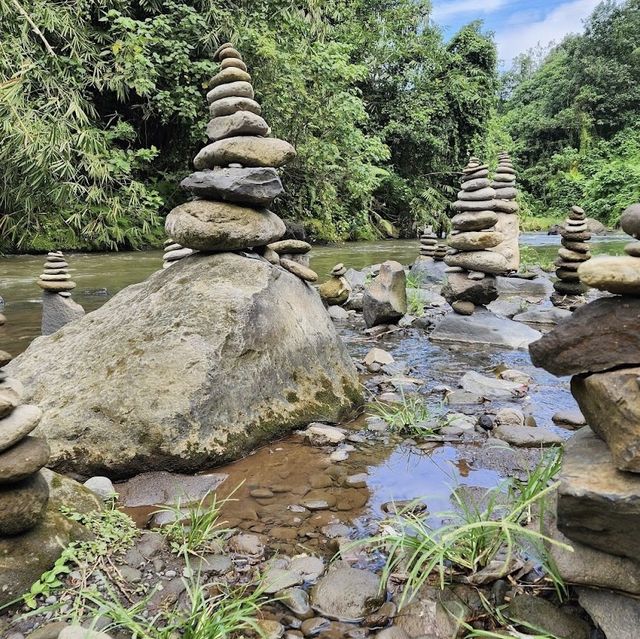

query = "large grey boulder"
[430,308,541,350]
[409,257,448,286]
[441,272,498,306]
[363,260,407,328]
[41,291,85,335]
[8,253,360,478]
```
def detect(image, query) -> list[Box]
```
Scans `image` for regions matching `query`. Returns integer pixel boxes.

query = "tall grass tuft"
[370,393,440,437]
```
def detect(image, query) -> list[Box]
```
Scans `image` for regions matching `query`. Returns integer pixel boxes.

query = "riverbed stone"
[513,307,571,326]
[194,136,296,169]
[528,297,640,376]
[492,424,562,447]
[206,111,269,141]
[577,588,640,639]
[571,368,640,472]
[8,253,360,478]
[441,272,498,306]
[460,371,526,400]
[165,200,285,251]
[180,168,283,207]
[310,564,384,622]
[496,275,553,300]
[578,255,640,295]
[0,436,50,484]
[504,595,589,639]
[363,260,407,328]
[557,428,640,559]
[0,404,41,452]
[430,308,541,350]
[0,471,49,535]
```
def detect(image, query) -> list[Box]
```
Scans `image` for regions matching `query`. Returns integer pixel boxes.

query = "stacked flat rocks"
[419,227,438,258]
[0,350,50,536]
[319,263,351,306]
[443,157,507,314]
[491,151,520,271]
[37,252,85,335]
[163,239,194,269]
[170,43,314,282]
[529,208,640,619]
[551,205,592,307]
[434,240,448,261]
[38,251,75,295]
[265,239,317,281]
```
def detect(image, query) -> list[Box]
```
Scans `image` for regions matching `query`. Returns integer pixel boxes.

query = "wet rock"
[430,308,541,350]
[513,307,571,326]
[571,367,640,472]
[304,424,347,445]
[328,305,349,321]
[363,261,407,328]
[264,568,304,594]
[557,428,640,559]
[552,409,586,429]
[393,585,469,639]
[83,476,116,500]
[577,587,640,639]
[365,416,389,433]
[229,533,265,556]
[363,348,394,370]
[281,587,313,618]
[529,297,640,376]
[504,595,589,639]
[289,555,325,582]
[258,620,285,639]
[494,407,525,427]
[9,253,360,478]
[460,371,527,400]
[311,564,384,622]
[192,554,233,575]
[300,617,331,637]
[492,424,562,447]
[451,300,474,315]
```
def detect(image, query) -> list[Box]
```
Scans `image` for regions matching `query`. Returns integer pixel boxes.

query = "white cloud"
[432,0,509,20]
[495,0,601,63]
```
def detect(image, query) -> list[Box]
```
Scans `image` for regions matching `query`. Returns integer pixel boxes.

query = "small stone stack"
[319,263,351,306]
[529,204,640,622]
[551,206,591,308]
[0,350,50,536]
[37,252,85,335]
[169,44,316,282]
[38,251,76,296]
[434,241,448,261]
[491,151,520,271]
[419,227,438,258]
[442,157,507,314]
[163,239,194,269]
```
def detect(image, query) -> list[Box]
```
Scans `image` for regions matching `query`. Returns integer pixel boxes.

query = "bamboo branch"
[10,0,56,56]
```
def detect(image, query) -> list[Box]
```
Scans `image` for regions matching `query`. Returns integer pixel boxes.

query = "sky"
[431,0,602,66]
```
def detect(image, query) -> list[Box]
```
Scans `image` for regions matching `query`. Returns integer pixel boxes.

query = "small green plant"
[407,290,425,317]
[155,490,235,557]
[81,557,267,639]
[367,449,568,608]
[405,272,423,289]
[370,393,440,437]
[23,501,139,609]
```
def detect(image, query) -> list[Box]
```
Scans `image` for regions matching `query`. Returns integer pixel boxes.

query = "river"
[0,233,626,355]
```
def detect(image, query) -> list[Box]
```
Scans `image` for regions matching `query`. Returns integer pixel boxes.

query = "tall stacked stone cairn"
[419,226,438,258]
[172,43,318,281]
[162,238,194,269]
[528,203,640,627]
[0,349,50,537]
[550,205,591,308]
[37,251,85,335]
[442,157,508,314]
[491,151,520,271]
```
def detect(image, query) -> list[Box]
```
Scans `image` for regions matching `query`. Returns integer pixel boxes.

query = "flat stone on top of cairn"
[443,157,508,314]
[551,205,591,308]
[163,238,194,269]
[169,43,317,283]
[0,350,50,536]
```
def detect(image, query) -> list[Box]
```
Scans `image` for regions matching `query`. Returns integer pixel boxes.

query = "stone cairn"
[0,349,50,537]
[37,251,85,335]
[319,263,351,306]
[491,151,520,271]
[528,204,640,621]
[442,157,508,315]
[162,238,194,269]
[551,205,591,308]
[170,43,317,282]
[419,226,437,258]
[434,241,448,261]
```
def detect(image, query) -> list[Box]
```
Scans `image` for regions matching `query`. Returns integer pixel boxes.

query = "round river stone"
[0,471,49,535]
[0,436,50,483]
[0,404,42,452]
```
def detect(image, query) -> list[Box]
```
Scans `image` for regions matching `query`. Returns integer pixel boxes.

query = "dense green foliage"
[500,0,640,225]
[0,0,497,251]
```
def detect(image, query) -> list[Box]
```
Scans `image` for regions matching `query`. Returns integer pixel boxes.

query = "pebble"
[304,424,346,445]
[300,617,331,637]
[58,626,113,639]
[228,533,264,556]
[83,476,116,500]
[258,620,285,639]
[263,568,304,594]
[280,587,313,618]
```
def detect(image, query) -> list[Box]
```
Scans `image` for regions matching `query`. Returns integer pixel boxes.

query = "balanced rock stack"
[434,240,448,261]
[529,205,640,623]
[37,252,85,335]
[442,157,507,315]
[0,350,50,537]
[163,238,194,269]
[551,205,591,307]
[491,152,520,271]
[419,227,438,258]
[319,263,351,306]
[169,43,314,282]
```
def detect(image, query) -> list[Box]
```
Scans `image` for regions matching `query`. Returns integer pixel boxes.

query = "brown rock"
[206,111,269,141]
[280,259,318,282]
[363,261,407,328]
[209,67,251,88]
[0,471,49,535]
[0,436,50,483]
[194,137,296,170]
[209,97,262,118]
[206,81,254,104]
